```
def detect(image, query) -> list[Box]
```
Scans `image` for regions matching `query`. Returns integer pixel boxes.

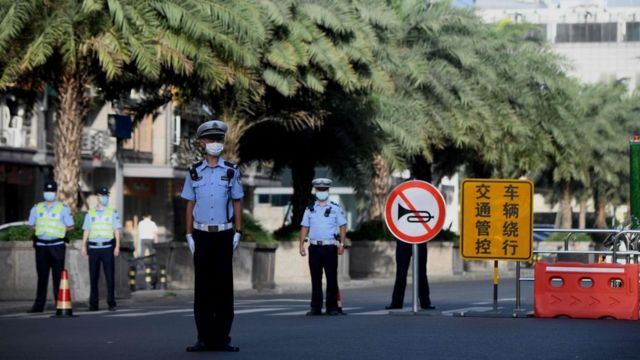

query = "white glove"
[186,234,195,255]
[233,232,241,250]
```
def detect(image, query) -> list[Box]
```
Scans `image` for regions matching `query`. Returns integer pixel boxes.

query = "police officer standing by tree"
[299,178,347,316]
[81,187,122,311]
[27,180,74,313]
[181,120,243,352]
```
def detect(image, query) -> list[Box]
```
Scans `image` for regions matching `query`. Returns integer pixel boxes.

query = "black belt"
[36,238,64,244]
[89,239,115,247]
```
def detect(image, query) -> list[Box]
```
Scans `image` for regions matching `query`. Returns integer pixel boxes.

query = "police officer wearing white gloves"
[81,187,122,311]
[181,120,243,352]
[299,178,347,316]
[27,180,74,313]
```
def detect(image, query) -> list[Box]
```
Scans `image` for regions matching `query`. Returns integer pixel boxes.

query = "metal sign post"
[383,180,446,316]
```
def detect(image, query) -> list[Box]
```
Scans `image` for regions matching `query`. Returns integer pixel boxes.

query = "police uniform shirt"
[301,201,347,240]
[28,201,74,246]
[28,202,74,244]
[82,208,123,248]
[180,158,244,225]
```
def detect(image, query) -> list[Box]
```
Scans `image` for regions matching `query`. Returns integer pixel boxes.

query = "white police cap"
[196,120,227,138]
[312,178,332,188]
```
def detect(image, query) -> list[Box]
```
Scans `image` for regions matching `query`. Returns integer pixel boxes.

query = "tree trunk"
[560,180,573,229]
[594,195,607,229]
[54,69,89,213]
[369,153,390,220]
[290,152,314,229]
[578,199,586,229]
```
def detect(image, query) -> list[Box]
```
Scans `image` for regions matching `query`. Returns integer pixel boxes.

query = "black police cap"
[95,187,110,195]
[44,180,57,192]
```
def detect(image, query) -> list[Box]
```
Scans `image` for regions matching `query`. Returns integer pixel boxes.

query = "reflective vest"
[34,202,65,239]
[88,207,115,240]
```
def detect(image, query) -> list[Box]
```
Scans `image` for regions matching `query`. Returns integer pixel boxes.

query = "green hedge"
[0,225,34,241]
[273,224,300,241]
[545,232,593,242]
[243,213,278,247]
[347,219,460,243]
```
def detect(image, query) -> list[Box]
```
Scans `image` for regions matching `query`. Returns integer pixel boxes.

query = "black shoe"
[108,306,116,312]
[186,341,212,352]
[89,306,99,311]
[212,344,240,352]
[27,307,43,313]
[326,309,340,316]
[385,304,402,310]
[306,309,322,316]
[421,305,436,310]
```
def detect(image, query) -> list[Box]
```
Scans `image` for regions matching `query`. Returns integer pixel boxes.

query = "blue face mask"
[315,191,329,201]
[99,196,109,206]
[43,192,56,202]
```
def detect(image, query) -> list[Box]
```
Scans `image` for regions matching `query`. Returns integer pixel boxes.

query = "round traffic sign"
[384,180,446,244]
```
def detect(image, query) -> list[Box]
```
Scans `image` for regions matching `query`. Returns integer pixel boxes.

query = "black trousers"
[33,243,65,310]
[308,244,338,311]
[390,240,431,308]
[193,229,234,346]
[88,247,116,308]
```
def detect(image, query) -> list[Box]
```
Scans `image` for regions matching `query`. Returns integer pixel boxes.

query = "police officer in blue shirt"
[181,119,244,353]
[299,178,347,316]
[81,187,122,311]
[27,180,74,313]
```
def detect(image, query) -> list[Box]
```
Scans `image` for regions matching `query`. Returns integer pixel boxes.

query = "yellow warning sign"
[460,179,533,261]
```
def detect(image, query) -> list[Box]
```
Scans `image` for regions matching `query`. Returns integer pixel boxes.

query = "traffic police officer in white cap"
[299,178,347,315]
[181,119,243,352]
[27,180,74,312]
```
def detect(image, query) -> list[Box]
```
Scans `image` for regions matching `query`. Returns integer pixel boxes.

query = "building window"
[626,22,640,41]
[556,23,617,43]
[258,194,270,204]
[256,194,292,207]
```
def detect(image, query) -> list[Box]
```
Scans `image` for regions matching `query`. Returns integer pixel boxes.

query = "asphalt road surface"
[1,279,639,360]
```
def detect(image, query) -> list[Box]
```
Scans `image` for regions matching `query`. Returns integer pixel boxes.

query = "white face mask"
[205,142,224,156]
[315,191,329,201]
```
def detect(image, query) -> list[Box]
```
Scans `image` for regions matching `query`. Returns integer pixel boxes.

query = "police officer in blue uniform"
[181,120,243,353]
[385,240,435,310]
[27,180,74,313]
[299,178,347,316]
[81,187,122,311]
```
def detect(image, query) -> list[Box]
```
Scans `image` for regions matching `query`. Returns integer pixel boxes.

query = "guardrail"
[0,221,28,231]
[515,228,640,311]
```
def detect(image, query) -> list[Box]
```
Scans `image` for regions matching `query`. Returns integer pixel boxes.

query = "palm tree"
[0,0,263,211]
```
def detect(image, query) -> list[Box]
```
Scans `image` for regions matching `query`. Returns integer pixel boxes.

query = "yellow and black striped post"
[144,266,152,290]
[128,266,137,291]
[158,266,167,290]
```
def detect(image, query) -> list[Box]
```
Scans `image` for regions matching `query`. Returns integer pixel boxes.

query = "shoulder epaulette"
[330,201,341,208]
[307,202,316,213]
[189,160,204,181]
[223,160,238,169]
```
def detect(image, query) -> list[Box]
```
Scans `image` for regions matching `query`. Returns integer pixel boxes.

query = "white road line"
[472,298,516,305]
[235,299,309,304]
[107,308,193,317]
[349,310,390,315]
[0,308,137,319]
[441,306,502,316]
[234,304,307,308]
[269,307,361,316]
[235,308,287,314]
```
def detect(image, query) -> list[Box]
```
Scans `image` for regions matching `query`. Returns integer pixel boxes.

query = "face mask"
[99,196,109,206]
[315,191,329,201]
[205,142,224,156]
[43,192,56,202]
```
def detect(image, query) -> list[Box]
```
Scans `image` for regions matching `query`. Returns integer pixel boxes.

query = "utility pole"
[631,136,640,228]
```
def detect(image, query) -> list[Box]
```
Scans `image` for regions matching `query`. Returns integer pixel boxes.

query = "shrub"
[273,224,300,241]
[347,219,393,241]
[546,232,592,242]
[243,213,277,247]
[0,225,34,241]
[66,212,86,240]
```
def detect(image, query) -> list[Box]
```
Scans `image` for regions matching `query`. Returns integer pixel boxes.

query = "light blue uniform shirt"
[28,201,74,244]
[301,201,347,240]
[82,207,123,248]
[180,158,244,225]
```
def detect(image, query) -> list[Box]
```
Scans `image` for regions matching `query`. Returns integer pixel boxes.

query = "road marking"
[235,304,307,308]
[269,307,361,316]
[472,298,516,305]
[107,308,193,317]
[441,306,503,316]
[349,310,390,315]
[235,308,288,314]
[0,309,137,319]
[235,299,308,304]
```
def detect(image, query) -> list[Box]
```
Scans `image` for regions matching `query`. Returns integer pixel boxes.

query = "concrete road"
[1,279,639,360]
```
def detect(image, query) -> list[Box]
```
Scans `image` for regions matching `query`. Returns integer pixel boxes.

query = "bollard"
[128,266,137,291]
[144,266,152,290]
[158,266,167,290]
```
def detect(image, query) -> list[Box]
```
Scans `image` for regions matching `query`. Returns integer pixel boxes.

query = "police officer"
[27,180,74,313]
[181,120,243,352]
[299,178,347,316]
[385,240,435,310]
[81,187,122,311]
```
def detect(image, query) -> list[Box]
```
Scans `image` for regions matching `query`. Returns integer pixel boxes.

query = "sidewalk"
[0,270,522,315]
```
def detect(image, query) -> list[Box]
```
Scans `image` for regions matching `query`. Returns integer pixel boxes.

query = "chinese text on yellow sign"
[461,179,533,261]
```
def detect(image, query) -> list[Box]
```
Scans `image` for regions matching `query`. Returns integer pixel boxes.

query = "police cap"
[196,120,227,139]
[44,180,57,192]
[95,186,110,195]
[311,178,332,189]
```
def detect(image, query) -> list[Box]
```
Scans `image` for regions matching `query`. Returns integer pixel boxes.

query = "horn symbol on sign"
[397,203,433,223]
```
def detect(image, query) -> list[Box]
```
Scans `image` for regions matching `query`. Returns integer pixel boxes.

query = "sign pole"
[493,260,498,312]
[412,244,419,314]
